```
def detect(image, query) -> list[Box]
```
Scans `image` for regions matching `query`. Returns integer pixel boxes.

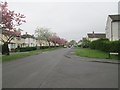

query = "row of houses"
[78,14,120,44]
[0,31,55,51]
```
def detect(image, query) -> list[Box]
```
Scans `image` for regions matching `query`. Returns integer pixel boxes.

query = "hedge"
[109,41,120,53]
[90,39,120,53]
[18,45,61,52]
[19,47,37,52]
[78,40,91,48]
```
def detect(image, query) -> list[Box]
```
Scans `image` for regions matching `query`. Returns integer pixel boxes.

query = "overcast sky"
[6,1,118,41]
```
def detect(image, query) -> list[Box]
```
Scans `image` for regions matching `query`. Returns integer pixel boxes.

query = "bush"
[19,47,37,52]
[81,40,91,48]
[90,39,120,53]
[19,45,60,52]
[90,39,109,52]
[109,41,120,52]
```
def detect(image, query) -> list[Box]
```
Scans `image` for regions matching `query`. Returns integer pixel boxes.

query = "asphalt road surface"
[3,48,118,88]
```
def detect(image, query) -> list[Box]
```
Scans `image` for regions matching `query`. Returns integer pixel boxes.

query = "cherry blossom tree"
[0,2,26,55]
[50,33,60,46]
[50,33,67,47]
[58,38,67,45]
[35,27,67,48]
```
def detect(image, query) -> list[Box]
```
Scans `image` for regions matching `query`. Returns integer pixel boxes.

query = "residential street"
[3,48,118,88]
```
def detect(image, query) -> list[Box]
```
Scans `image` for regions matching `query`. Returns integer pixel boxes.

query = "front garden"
[76,39,120,60]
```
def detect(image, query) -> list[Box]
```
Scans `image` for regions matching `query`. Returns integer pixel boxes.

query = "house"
[0,30,55,52]
[87,31,106,41]
[21,32,37,47]
[36,39,49,46]
[105,15,120,41]
[0,29,21,51]
[8,36,21,51]
[21,32,53,47]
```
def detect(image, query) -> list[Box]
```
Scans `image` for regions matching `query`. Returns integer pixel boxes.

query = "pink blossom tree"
[50,34,60,46]
[0,2,26,55]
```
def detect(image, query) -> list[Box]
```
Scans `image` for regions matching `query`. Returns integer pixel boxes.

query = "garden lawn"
[75,47,118,60]
[2,47,60,62]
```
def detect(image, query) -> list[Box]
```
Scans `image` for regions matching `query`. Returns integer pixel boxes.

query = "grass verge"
[75,47,118,60]
[2,47,60,62]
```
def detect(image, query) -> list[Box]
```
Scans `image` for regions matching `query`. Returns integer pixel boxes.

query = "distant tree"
[69,40,77,46]
[60,38,67,45]
[81,39,91,48]
[0,2,26,55]
[50,33,61,47]
[35,27,52,48]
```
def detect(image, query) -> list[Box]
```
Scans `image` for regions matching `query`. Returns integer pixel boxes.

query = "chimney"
[26,32,27,35]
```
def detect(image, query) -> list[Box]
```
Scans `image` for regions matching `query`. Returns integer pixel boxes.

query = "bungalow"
[21,32,53,47]
[87,31,106,41]
[36,39,48,46]
[8,36,21,51]
[0,30,55,52]
[105,15,120,41]
[0,29,21,51]
[21,32,37,47]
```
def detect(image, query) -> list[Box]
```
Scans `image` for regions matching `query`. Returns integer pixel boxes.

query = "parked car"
[64,45,67,48]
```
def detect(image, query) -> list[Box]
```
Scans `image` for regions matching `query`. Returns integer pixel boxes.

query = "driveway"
[2,48,118,88]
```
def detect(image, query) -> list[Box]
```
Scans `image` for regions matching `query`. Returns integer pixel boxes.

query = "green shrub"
[19,45,60,52]
[81,40,91,48]
[90,39,120,53]
[90,39,110,52]
[109,41,120,52]
[19,47,37,52]
[78,45,82,47]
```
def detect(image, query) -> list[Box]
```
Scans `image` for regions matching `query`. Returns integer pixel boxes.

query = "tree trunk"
[39,43,42,49]
[48,41,50,48]
[38,40,42,49]
[54,43,56,47]
[2,42,10,55]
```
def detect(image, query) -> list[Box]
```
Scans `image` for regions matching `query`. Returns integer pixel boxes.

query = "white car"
[64,46,67,48]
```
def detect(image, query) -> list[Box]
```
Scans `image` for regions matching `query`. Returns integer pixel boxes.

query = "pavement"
[2,48,118,88]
